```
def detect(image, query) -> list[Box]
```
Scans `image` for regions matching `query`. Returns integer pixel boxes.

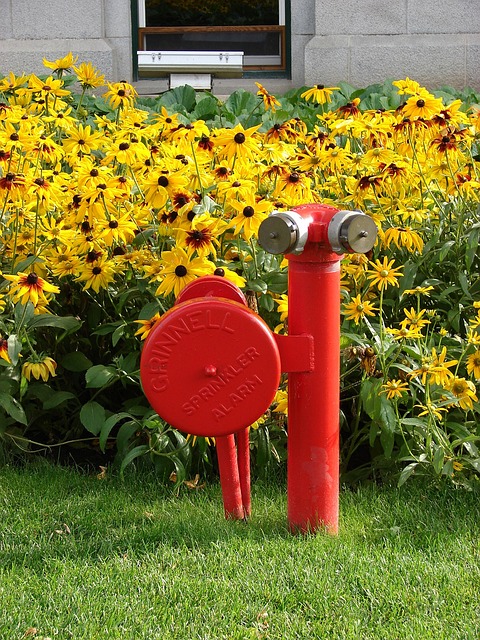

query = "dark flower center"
[288,172,300,183]
[34,177,45,186]
[416,99,426,108]
[10,132,19,141]
[117,89,126,97]
[234,132,246,144]
[90,169,99,177]
[119,142,130,150]
[97,183,107,190]
[316,84,325,89]
[92,267,102,275]
[26,273,39,285]
[109,220,119,228]
[243,206,255,217]
[78,139,85,145]
[157,176,169,187]
[232,181,241,188]
[214,268,225,277]
[175,265,187,277]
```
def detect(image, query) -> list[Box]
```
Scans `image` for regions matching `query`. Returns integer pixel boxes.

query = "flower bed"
[0,55,479,485]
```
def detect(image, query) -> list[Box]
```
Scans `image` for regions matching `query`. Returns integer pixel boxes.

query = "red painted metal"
[216,434,245,519]
[285,204,342,534]
[140,276,281,520]
[236,427,251,517]
[140,297,281,438]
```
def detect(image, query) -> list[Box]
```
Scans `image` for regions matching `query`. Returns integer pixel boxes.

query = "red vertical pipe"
[287,254,341,534]
[236,427,251,518]
[216,434,245,519]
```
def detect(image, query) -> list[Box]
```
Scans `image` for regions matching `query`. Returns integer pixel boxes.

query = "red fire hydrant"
[140,204,376,533]
[258,204,377,533]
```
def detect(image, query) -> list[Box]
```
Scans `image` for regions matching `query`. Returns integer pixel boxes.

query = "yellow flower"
[134,312,161,340]
[255,83,281,112]
[301,84,340,104]
[155,247,214,298]
[3,271,59,307]
[62,123,102,157]
[444,377,478,411]
[0,336,11,363]
[381,379,409,400]
[22,356,57,382]
[367,256,403,291]
[228,196,273,242]
[73,62,105,89]
[104,82,137,110]
[76,259,117,293]
[400,307,430,332]
[401,93,444,120]
[415,402,448,421]
[43,53,78,73]
[466,350,480,379]
[273,389,288,416]
[342,294,377,324]
[214,123,261,163]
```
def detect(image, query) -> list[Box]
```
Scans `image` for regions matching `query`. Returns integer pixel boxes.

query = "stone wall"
[305,0,480,89]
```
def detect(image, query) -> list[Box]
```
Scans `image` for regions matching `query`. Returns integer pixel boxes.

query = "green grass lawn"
[0,462,479,640]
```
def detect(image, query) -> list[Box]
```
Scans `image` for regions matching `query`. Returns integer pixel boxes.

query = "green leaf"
[224,90,258,116]
[85,365,117,389]
[7,334,22,366]
[61,351,93,372]
[398,462,419,487]
[0,392,27,425]
[27,315,82,332]
[246,278,267,293]
[259,294,274,312]
[120,444,150,477]
[43,391,76,410]
[79,401,106,436]
[112,324,126,347]
[432,446,445,474]
[465,227,480,271]
[438,240,455,261]
[99,412,132,452]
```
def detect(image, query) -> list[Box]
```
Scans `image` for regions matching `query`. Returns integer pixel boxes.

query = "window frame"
[136,0,288,73]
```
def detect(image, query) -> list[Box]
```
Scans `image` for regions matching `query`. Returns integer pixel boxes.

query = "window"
[136,0,287,75]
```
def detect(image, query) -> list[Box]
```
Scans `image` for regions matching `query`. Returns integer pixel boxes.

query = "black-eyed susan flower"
[381,379,409,400]
[214,123,261,163]
[73,61,105,89]
[0,335,11,363]
[466,350,480,379]
[3,271,60,306]
[76,258,117,293]
[343,294,378,324]
[301,84,339,105]
[134,312,161,340]
[400,307,430,332]
[104,82,137,110]
[367,256,403,291]
[255,82,281,112]
[155,246,213,298]
[43,53,78,74]
[229,196,273,242]
[401,93,443,120]
[62,123,102,157]
[444,377,478,411]
[22,356,57,382]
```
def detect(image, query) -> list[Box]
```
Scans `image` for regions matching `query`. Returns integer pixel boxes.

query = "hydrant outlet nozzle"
[327,210,378,255]
[258,210,310,255]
